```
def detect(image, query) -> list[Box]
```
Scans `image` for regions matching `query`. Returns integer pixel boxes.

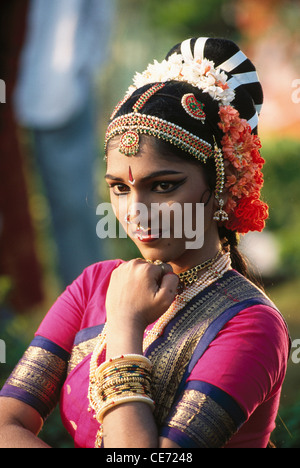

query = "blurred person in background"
[14,0,115,287]
[0,0,44,314]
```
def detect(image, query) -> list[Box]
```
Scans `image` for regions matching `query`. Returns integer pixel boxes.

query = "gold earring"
[213,196,229,222]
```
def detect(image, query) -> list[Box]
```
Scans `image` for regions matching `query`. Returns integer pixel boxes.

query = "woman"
[0,37,290,448]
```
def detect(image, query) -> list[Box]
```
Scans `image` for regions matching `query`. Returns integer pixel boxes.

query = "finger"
[152,260,173,275]
[161,263,173,275]
[154,272,179,308]
[151,263,173,291]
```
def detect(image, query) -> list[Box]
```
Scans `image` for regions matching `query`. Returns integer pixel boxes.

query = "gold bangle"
[101,375,151,390]
[96,354,152,377]
[102,377,152,391]
[96,394,155,423]
[102,383,152,401]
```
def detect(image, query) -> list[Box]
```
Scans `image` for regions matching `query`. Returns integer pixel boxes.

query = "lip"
[132,226,173,243]
[138,234,160,243]
[132,230,161,242]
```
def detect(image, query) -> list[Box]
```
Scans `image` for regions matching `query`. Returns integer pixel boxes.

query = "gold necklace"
[178,250,221,287]
[143,251,232,350]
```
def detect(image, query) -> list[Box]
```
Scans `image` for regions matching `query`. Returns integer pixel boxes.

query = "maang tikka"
[117,83,166,157]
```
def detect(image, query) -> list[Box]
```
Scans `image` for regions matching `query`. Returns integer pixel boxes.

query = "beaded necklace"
[178,250,221,287]
[143,251,231,350]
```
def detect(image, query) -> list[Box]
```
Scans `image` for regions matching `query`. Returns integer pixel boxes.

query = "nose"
[127,200,150,228]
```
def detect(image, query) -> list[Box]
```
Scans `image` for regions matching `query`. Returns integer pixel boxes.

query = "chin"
[136,240,187,264]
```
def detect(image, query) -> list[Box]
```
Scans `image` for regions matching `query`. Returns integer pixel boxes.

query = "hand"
[105,259,179,332]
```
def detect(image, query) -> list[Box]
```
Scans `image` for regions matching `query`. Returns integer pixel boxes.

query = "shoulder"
[221,303,290,360]
[80,258,124,279]
[35,260,124,351]
[67,259,124,300]
[206,302,290,390]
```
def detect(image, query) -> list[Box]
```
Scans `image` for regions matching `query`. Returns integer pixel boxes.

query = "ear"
[201,189,213,206]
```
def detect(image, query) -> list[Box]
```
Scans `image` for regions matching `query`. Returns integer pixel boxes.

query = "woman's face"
[105,137,220,271]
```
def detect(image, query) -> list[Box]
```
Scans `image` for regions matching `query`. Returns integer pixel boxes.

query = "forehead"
[106,136,194,175]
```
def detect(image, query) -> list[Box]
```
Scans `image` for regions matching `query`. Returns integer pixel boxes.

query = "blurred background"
[0,0,299,448]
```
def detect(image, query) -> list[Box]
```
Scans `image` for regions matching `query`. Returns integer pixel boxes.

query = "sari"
[0,260,290,448]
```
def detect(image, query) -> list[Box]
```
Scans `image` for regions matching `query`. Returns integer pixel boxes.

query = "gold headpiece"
[104,112,213,161]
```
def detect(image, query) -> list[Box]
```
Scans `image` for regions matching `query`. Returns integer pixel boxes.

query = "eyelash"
[108,179,186,196]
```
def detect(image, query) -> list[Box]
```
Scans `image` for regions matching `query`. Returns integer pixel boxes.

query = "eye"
[152,179,186,193]
[109,183,130,196]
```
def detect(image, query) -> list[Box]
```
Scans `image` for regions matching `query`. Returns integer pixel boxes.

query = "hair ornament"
[132,83,166,113]
[128,53,235,106]
[217,105,268,233]
[181,94,206,123]
[110,94,132,120]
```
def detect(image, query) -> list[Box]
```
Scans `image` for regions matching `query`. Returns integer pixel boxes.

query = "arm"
[0,397,50,448]
[102,259,180,448]
[103,321,180,448]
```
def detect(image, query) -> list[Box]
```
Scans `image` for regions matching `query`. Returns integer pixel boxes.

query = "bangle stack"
[88,354,154,447]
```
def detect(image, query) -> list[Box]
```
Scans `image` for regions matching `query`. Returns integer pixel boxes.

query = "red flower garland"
[218,105,269,234]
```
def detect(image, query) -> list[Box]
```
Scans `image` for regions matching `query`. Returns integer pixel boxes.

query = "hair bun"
[166,37,263,133]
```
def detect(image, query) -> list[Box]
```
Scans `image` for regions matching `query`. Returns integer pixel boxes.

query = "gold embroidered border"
[67,336,99,374]
[6,346,67,415]
[164,389,236,448]
[148,273,266,425]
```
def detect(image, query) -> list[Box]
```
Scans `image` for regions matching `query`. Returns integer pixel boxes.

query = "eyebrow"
[105,170,184,182]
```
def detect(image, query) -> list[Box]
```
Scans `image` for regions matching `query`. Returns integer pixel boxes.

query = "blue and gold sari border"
[160,382,244,448]
[177,295,277,397]
[161,426,199,449]
[67,324,105,375]
[0,384,52,421]
[0,337,69,420]
[185,380,246,427]
[73,324,104,346]
[32,336,71,361]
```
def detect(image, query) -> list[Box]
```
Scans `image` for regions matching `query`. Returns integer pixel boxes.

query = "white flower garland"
[127,53,235,106]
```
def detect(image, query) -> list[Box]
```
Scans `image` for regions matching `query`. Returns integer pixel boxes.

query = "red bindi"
[128,166,135,185]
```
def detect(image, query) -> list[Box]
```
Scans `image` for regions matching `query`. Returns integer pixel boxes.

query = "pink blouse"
[1,260,290,448]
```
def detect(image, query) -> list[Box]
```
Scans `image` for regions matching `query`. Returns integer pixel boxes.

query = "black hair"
[166,37,263,131]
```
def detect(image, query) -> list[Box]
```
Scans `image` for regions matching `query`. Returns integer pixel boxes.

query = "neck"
[169,241,222,276]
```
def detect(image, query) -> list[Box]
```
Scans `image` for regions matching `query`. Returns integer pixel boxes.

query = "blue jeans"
[33,98,103,287]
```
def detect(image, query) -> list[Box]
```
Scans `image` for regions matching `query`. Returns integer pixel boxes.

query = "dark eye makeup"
[108,178,187,196]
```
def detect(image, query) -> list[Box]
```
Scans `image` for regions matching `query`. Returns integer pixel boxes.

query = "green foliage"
[0,276,13,306]
[39,407,74,448]
[261,139,300,278]
[0,315,27,388]
[142,0,237,38]
[273,402,300,448]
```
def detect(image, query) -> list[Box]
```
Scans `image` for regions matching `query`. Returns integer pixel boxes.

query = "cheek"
[111,196,128,228]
